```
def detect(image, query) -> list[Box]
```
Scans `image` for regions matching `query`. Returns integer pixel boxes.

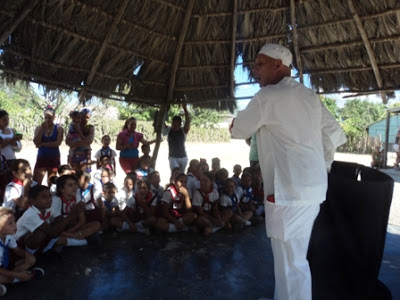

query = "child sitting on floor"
[15,185,87,255]
[0,207,44,296]
[157,173,197,233]
[117,175,136,210]
[2,159,36,219]
[231,164,242,187]
[192,172,224,235]
[135,155,153,180]
[96,182,123,232]
[219,178,252,230]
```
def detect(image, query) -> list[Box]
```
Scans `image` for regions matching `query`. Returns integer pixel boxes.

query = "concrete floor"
[3,221,399,300]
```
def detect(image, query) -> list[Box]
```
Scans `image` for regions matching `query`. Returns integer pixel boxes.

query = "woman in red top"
[116,117,156,174]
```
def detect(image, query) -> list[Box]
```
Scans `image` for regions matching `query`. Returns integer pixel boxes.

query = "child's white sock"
[211,225,223,233]
[135,221,146,233]
[244,220,251,226]
[121,221,130,231]
[67,238,88,247]
[168,223,178,232]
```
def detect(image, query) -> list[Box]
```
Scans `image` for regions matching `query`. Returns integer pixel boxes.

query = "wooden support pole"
[290,0,303,83]
[229,0,238,98]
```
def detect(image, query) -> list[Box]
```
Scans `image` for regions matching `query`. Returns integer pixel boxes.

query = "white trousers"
[265,201,320,300]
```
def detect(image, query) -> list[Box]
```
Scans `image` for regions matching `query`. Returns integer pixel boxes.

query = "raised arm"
[182,102,190,134]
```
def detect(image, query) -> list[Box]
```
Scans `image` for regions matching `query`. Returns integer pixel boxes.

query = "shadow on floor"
[4,223,399,300]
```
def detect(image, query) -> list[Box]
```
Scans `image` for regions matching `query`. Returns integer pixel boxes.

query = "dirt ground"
[18,139,400,227]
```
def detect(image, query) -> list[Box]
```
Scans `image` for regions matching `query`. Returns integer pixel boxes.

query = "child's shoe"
[0,284,6,296]
[30,267,45,280]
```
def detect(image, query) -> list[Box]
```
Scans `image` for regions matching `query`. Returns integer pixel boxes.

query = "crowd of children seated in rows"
[0,137,264,295]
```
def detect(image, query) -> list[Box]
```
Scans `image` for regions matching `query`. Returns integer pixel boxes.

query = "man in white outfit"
[230,43,346,300]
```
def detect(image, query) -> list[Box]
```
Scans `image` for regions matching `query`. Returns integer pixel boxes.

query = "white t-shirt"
[150,184,164,207]
[0,235,17,267]
[192,189,219,211]
[219,193,239,208]
[116,187,134,210]
[186,173,199,199]
[15,205,58,240]
[235,186,253,204]
[52,195,77,217]
[2,182,24,210]
[0,128,22,160]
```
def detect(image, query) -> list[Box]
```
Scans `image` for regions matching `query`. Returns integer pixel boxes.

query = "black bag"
[308,161,393,300]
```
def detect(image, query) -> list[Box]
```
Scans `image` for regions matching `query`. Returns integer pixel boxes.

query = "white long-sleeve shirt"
[231,77,346,206]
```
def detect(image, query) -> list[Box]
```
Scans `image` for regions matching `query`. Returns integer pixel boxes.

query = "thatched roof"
[1,0,400,111]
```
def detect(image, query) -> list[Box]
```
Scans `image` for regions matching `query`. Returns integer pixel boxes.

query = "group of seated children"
[0,138,265,295]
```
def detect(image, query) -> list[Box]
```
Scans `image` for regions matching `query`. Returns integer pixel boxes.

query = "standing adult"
[33,106,64,186]
[66,108,94,173]
[230,43,346,300]
[164,102,190,173]
[0,109,22,167]
[246,134,259,168]
[116,117,156,174]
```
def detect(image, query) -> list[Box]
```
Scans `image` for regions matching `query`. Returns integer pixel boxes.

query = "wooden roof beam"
[0,0,39,45]
[290,0,303,83]
[348,0,387,103]
[229,0,238,98]
[84,0,129,87]
[166,0,195,102]
[300,34,400,53]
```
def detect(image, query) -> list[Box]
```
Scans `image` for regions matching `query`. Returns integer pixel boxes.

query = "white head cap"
[258,43,293,68]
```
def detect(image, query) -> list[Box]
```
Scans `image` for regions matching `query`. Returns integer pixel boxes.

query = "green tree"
[339,99,386,152]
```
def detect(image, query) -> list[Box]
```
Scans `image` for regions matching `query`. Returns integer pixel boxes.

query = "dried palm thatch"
[1,0,400,113]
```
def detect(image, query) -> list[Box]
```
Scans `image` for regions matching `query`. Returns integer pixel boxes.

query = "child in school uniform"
[235,172,256,215]
[52,175,101,241]
[192,172,224,235]
[122,179,157,234]
[96,182,124,232]
[157,173,197,233]
[76,171,102,223]
[219,178,252,230]
[214,168,229,195]
[116,175,136,210]
[2,159,36,218]
[15,185,88,255]
[187,160,209,200]
[94,135,117,174]
[148,171,164,216]
[49,164,74,196]
[0,207,44,296]
[93,168,114,201]
[230,164,242,187]
[135,155,153,180]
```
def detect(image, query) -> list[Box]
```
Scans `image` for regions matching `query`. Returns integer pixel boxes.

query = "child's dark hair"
[56,174,77,196]
[241,172,252,180]
[69,110,80,118]
[224,178,235,186]
[29,185,50,201]
[172,115,182,124]
[136,178,150,189]
[141,144,150,150]
[99,154,111,162]
[101,135,110,141]
[11,158,30,173]
[148,170,159,179]
[0,109,9,118]
[58,164,73,174]
[201,171,215,183]
[103,182,116,191]
[76,170,91,183]
[216,168,228,180]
